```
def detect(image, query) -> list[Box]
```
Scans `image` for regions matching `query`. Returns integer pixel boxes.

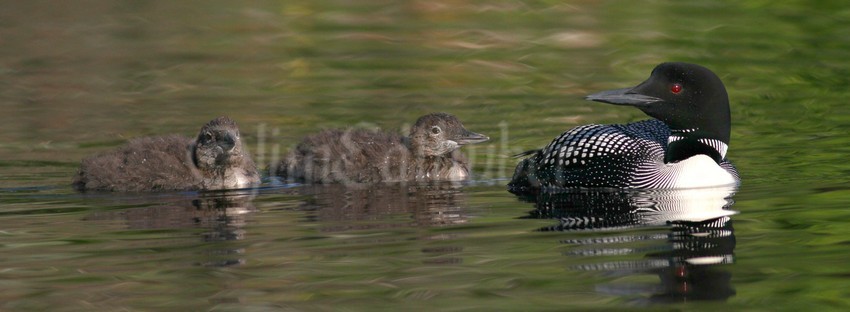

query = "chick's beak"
[453,130,489,145]
[217,131,237,152]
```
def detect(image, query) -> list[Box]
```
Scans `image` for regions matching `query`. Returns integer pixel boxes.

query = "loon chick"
[509,62,739,192]
[73,116,260,192]
[274,113,489,183]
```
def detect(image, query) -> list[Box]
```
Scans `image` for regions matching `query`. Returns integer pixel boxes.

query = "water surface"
[2,0,850,310]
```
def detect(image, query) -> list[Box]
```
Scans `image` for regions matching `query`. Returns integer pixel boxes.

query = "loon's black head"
[585,62,731,145]
[409,113,489,157]
[194,116,246,171]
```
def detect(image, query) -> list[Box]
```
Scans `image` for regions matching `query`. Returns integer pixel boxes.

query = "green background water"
[2,0,850,310]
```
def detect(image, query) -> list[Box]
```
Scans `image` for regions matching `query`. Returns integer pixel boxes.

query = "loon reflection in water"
[518,186,738,302]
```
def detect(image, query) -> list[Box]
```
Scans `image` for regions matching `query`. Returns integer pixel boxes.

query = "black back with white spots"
[509,119,738,191]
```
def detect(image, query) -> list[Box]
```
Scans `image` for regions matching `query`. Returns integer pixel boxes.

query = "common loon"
[274,113,489,184]
[509,62,740,192]
[73,116,260,192]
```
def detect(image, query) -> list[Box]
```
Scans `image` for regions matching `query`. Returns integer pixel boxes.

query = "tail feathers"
[512,149,540,158]
[269,159,292,181]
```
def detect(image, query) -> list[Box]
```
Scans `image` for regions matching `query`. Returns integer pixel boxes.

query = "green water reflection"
[2,0,850,310]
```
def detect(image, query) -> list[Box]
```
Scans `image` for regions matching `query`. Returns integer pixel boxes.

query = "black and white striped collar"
[667,129,728,159]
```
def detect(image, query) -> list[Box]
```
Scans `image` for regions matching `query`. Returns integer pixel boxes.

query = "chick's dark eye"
[430,126,441,135]
[203,132,214,141]
[671,83,683,94]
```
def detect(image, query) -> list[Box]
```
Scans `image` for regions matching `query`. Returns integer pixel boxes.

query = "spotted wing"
[527,120,670,189]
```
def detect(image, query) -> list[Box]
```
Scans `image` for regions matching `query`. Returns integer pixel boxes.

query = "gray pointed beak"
[586,87,662,107]
[454,130,489,145]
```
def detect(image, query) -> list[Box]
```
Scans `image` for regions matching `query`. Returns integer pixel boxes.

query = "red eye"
[671,83,682,94]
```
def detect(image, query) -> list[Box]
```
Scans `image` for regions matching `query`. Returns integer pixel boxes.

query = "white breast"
[665,155,738,188]
[445,164,468,181]
[230,171,257,189]
[633,155,738,189]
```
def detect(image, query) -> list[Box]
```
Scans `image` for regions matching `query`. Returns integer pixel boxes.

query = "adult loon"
[274,113,489,184]
[509,62,739,192]
[73,116,261,192]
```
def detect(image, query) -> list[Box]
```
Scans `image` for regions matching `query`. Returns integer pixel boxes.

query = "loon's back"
[510,119,664,190]
[509,119,738,192]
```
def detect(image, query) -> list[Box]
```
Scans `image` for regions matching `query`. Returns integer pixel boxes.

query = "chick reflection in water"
[297,183,469,230]
[520,186,738,302]
[291,183,469,265]
[84,192,255,267]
